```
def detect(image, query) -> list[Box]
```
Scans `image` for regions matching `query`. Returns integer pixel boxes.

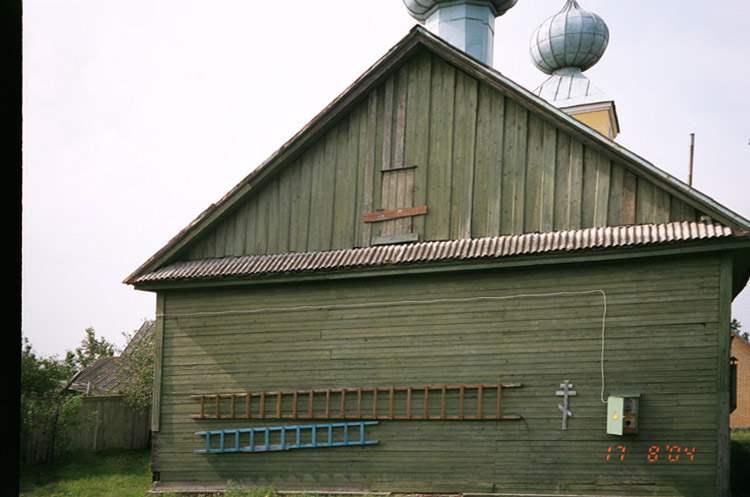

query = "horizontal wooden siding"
[154,254,723,496]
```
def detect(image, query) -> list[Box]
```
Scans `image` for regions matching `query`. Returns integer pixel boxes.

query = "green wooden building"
[126,23,750,497]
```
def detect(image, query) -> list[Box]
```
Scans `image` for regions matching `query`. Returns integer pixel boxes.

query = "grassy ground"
[20,449,153,497]
[18,439,750,497]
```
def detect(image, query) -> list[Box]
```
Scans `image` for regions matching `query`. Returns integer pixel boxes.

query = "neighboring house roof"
[133,221,735,284]
[67,356,124,396]
[67,320,155,396]
[124,26,750,287]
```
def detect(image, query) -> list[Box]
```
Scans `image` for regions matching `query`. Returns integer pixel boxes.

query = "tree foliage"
[20,338,82,462]
[118,323,155,413]
[64,327,117,370]
[732,318,748,342]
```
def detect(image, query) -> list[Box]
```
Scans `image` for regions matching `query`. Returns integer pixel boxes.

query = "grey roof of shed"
[124,26,750,286]
[132,221,740,284]
[67,320,155,396]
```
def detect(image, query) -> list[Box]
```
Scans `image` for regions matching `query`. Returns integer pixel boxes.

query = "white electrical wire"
[158,289,609,403]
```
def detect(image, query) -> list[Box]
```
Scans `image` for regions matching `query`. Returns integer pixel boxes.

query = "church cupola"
[530,0,620,139]
[404,0,518,66]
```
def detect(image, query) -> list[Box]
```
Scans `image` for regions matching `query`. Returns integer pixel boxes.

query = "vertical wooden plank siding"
[540,121,557,232]
[607,163,625,226]
[265,177,280,254]
[501,99,528,235]
[360,93,378,248]
[425,56,455,241]
[178,53,714,259]
[635,179,656,225]
[553,132,572,230]
[472,85,504,238]
[404,51,432,240]
[450,70,478,240]
[332,116,359,249]
[567,140,584,229]
[621,170,637,225]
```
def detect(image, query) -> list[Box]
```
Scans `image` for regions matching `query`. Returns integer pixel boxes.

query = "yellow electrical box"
[607,394,640,435]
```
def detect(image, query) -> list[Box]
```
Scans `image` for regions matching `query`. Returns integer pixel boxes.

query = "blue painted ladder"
[195,421,378,454]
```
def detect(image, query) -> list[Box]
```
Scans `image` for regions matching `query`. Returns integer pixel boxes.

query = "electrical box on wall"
[607,394,640,435]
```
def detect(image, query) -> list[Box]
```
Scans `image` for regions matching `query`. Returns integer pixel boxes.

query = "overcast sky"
[22,0,750,357]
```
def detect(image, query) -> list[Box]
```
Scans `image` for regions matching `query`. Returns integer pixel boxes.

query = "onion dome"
[404,0,518,22]
[530,0,609,75]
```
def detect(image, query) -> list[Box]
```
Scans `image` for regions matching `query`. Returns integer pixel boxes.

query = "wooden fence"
[21,395,150,464]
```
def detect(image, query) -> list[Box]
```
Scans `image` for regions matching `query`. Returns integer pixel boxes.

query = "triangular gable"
[125,26,750,285]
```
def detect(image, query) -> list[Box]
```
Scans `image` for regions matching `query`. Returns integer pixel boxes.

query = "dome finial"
[530,1,619,139]
[530,0,609,75]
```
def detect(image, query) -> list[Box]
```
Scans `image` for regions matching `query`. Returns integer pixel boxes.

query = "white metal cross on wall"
[556,380,577,431]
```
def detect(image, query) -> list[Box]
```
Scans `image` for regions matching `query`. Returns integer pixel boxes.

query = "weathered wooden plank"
[253,183,270,254]
[635,177,656,224]
[501,99,528,234]
[364,205,427,223]
[381,74,395,171]
[265,177,280,253]
[594,153,611,227]
[581,146,598,228]
[393,67,408,170]
[621,170,637,225]
[289,157,310,252]
[716,254,733,497]
[243,194,258,254]
[524,113,545,233]
[152,293,165,432]
[332,115,359,249]
[607,163,624,226]
[540,121,557,232]
[360,94,378,248]
[275,168,292,253]
[450,70,478,240]
[425,56,455,241]
[552,131,571,230]
[307,135,336,251]
[567,139,584,229]
[405,51,432,240]
[654,187,671,224]
[472,86,504,238]
[232,200,247,257]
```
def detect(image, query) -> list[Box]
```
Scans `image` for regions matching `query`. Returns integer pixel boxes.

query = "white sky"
[22,0,750,357]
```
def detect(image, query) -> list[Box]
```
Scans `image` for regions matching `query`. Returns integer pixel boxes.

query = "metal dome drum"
[530,0,609,75]
[404,0,518,22]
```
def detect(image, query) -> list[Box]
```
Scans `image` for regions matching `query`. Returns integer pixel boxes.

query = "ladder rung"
[195,421,379,454]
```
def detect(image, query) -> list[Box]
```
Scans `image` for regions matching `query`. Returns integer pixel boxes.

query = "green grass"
[732,429,750,444]
[18,440,750,497]
[19,449,153,497]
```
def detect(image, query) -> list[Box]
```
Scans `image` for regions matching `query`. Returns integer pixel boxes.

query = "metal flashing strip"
[134,221,737,284]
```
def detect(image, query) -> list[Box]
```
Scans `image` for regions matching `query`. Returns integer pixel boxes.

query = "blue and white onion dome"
[530,0,609,75]
[404,0,518,21]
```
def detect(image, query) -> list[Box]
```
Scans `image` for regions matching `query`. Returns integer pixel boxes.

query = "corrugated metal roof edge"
[133,221,746,284]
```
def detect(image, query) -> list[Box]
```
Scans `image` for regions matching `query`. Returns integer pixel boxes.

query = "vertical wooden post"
[151,294,166,432]
[716,254,732,497]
